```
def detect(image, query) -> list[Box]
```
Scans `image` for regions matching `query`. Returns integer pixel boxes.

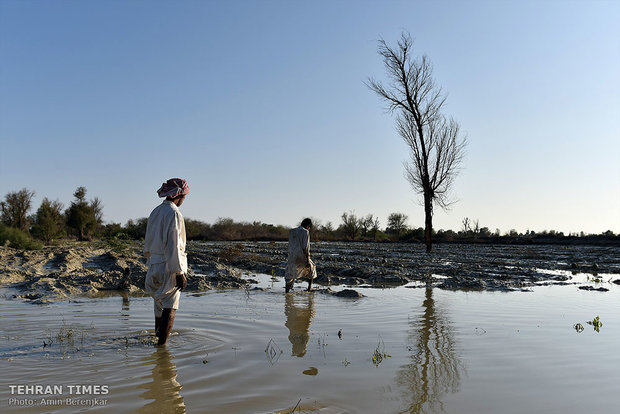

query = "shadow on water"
[398,288,465,414]
[137,347,186,414]
[284,292,316,357]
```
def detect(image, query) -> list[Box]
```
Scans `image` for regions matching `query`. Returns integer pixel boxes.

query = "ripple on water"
[1,284,620,414]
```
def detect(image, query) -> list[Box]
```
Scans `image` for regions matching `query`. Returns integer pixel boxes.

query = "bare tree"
[0,188,35,232]
[370,216,381,241]
[360,214,376,238]
[368,33,467,252]
[472,219,480,236]
[307,216,322,241]
[340,211,360,240]
[461,217,471,234]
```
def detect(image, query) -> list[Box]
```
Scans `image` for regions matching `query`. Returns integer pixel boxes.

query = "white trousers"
[145,262,181,318]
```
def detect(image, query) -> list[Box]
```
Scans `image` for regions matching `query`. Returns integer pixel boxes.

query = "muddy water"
[1,276,619,414]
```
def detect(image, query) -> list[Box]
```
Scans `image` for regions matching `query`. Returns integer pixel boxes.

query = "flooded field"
[3,242,620,301]
[189,241,620,290]
[1,270,619,413]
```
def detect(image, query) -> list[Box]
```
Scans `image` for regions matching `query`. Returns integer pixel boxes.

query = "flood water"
[1,274,619,413]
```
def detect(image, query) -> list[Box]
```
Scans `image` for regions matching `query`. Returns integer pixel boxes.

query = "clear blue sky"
[1,0,619,234]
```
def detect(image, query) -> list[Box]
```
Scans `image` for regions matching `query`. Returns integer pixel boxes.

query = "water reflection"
[398,288,465,413]
[121,291,130,311]
[119,291,131,320]
[137,348,185,413]
[284,293,316,357]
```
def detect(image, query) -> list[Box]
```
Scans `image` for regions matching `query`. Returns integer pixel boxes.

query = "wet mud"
[1,241,619,302]
[188,241,620,292]
[0,243,242,302]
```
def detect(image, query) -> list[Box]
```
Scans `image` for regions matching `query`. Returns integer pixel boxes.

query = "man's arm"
[302,229,311,267]
[165,211,188,290]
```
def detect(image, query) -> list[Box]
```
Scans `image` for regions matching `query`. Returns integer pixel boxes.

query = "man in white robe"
[285,218,317,293]
[144,178,189,345]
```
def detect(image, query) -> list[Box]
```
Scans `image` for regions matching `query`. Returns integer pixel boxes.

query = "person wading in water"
[144,178,189,346]
[284,218,317,293]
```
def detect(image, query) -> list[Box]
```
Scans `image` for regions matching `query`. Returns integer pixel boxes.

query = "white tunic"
[144,200,187,314]
[285,226,317,281]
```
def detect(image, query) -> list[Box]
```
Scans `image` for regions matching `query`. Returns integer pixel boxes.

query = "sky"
[1,0,619,235]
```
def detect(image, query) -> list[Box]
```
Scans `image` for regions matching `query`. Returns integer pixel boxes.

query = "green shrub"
[0,224,43,250]
[105,232,132,254]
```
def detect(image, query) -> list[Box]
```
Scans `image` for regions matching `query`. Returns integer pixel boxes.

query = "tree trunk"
[424,193,433,253]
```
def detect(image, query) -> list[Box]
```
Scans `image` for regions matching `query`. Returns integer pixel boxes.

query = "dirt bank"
[0,242,244,303]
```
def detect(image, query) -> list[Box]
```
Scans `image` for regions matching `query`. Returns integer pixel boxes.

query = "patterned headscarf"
[157,178,190,198]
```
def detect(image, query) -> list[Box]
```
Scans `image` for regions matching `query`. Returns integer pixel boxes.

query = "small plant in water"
[43,320,95,356]
[573,323,584,333]
[586,316,603,332]
[291,398,302,412]
[57,321,75,344]
[371,337,391,367]
[587,274,603,283]
[342,358,351,367]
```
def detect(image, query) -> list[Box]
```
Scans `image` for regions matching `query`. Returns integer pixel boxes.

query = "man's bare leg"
[157,308,176,346]
[155,316,162,339]
[285,278,294,293]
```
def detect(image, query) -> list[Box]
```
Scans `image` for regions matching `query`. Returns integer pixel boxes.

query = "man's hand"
[175,273,187,291]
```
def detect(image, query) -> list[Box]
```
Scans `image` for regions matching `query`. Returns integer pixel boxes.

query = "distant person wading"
[144,178,189,346]
[285,218,317,293]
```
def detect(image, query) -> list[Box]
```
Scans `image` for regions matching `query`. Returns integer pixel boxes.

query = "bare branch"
[368,32,467,252]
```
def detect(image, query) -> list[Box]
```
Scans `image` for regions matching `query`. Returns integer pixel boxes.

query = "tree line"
[0,187,618,249]
[0,187,102,248]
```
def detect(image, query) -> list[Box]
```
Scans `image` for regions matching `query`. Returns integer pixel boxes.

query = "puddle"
[1,282,620,413]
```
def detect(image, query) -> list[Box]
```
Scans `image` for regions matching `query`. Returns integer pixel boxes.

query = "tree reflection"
[138,348,185,414]
[284,293,316,357]
[398,288,464,414]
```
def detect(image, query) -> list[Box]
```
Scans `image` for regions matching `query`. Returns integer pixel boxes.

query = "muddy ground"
[192,241,620,290]
[1,241,619,302]
[0,242,244,303]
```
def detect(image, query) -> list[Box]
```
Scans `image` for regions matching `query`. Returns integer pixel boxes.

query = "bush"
[105,232,132,254]
[32,198,65,243]
[218,243,245,263]
[0,224,42,250]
